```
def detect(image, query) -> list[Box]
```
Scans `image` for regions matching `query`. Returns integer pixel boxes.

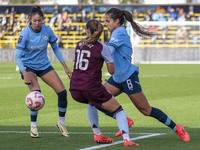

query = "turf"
[0,62,199,150]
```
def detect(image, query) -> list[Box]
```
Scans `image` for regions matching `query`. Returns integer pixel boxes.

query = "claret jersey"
[70,40,113,90]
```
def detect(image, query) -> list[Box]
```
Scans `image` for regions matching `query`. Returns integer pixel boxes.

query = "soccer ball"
[25,91,45,111]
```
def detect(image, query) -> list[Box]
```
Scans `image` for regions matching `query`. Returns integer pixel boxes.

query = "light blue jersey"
[15,24,64,72]
[108,26,138,83]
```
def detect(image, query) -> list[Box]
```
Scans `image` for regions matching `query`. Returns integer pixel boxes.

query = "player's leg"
[41,69,69,137]
[87,81,133,137]
[101,96,139,147]
[129,91,190,141]
[87,104,101,136]
[101,80,134,137]
[26,72,40,138]
[98,81,122,117]
[104,82,122,97]
[87,104,114,143]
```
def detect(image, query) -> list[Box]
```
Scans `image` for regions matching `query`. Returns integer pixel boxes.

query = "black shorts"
[20,65,54,79]
[107,70,142,95]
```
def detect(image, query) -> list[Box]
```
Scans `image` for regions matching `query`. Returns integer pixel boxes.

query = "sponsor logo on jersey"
[18,36,23,44]
[111,37,119,42]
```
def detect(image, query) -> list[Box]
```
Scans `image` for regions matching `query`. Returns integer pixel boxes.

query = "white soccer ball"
[25,91,45,111]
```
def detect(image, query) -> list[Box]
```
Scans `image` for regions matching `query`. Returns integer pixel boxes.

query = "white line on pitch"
[78,133,166,150]
[0,131,160,135]
[0,131,166,149]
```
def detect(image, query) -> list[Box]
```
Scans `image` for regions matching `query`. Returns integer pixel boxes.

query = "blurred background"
[0,0,200,64]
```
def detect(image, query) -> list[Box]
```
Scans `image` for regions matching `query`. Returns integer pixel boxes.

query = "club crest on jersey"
[18,36,23,44]
[87,44,94,48]
[44,35,48,40]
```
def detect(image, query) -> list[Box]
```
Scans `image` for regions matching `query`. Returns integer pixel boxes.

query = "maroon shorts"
[70,85,112,108]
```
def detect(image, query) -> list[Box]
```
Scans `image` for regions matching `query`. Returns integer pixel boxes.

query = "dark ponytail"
[105,7,154,37]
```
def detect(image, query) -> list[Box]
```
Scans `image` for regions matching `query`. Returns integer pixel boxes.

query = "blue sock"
[30,110,38,122]
[34,90,41,92]
[58,90,67,117]
[150,107,176,130]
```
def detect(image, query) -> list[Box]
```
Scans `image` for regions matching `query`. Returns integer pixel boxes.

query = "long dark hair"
[80,19,103,49]
[28,6,44,22]
[105,7,154,37]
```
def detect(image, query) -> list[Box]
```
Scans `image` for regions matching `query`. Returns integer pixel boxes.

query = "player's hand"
[65,68,72,79]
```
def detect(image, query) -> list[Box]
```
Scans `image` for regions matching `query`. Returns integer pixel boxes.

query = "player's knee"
[57,89,67,108]
[98,105,123,119]
[140,108,151,116]
[98,107,115,118]
[113,105,123,115]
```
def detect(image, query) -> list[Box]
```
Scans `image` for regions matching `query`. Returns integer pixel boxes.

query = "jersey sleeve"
[15,28,27,71]
[108,27,126,48]
[46,26,64,62]
[16,29,27,50]
[15,49,25,72]
[47,26,57,44]
[51,42,65,62]
[101,44,113,64]
[108,45,116,55]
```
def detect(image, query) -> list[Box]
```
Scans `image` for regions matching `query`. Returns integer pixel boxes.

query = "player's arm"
[15,31,32,84]
[15,48,31,84]
[15,49,25,72]
[48,26,72,78]
[106,63,115,75]
[102,44,115,75]
[108,45,116,55]
[51,42,72,79]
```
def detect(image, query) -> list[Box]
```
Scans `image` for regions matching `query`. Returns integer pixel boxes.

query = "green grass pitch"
[0,62,199,150]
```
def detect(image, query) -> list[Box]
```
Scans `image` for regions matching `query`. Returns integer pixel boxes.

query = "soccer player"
[15,6,72,138]
[87,7,190,142]
[69,19,139,147]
